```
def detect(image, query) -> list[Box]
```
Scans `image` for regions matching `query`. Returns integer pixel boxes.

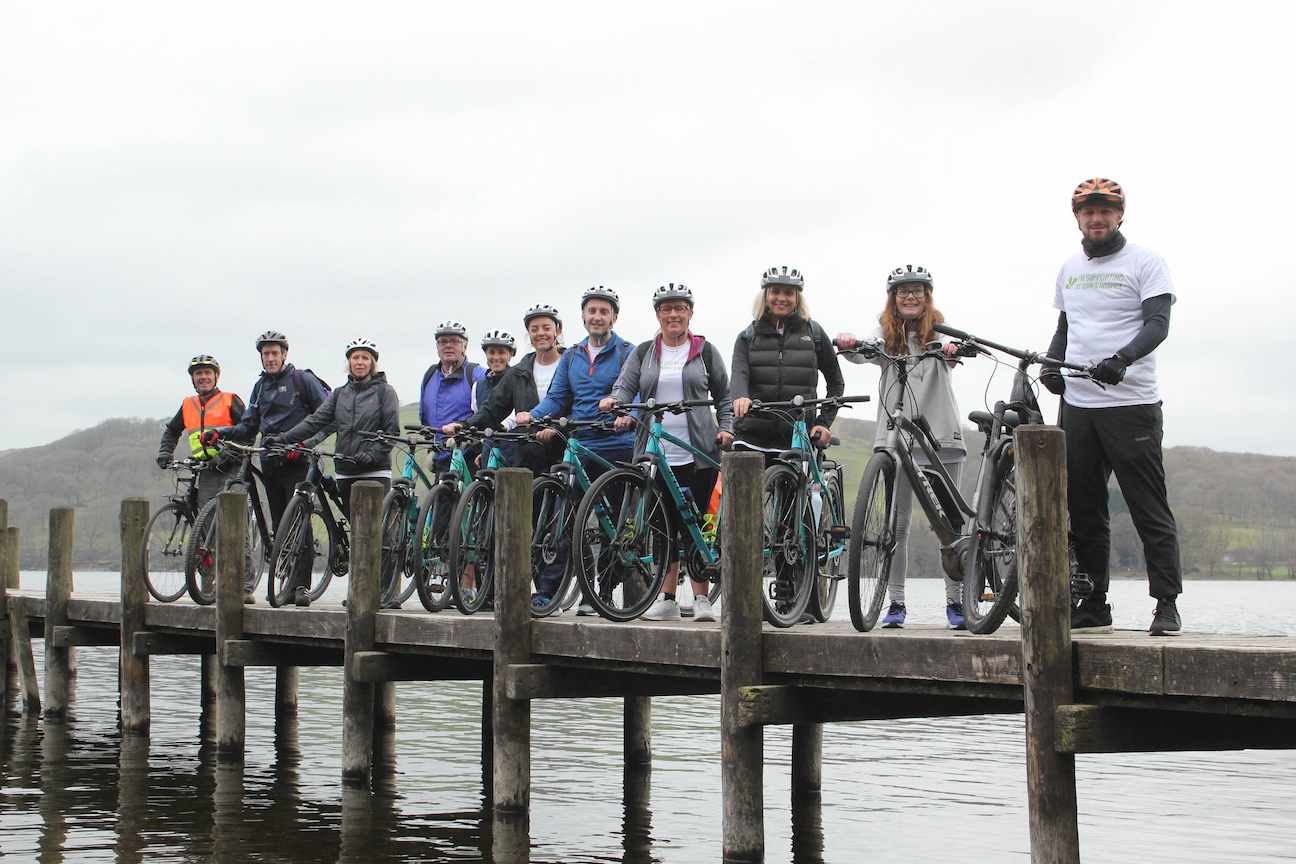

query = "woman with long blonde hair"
[835,265,969,629]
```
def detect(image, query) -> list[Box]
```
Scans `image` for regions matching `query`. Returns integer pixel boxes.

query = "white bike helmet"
[345,337,379,359]
[580,285,620,312]
[481,329,517,354]
[435,320,468,340]
[886,265,933,290]
[760,266,804,290]
[652,283,694,309]
[523,303,563,328]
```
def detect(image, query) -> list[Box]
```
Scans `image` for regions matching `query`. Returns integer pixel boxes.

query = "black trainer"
[1070,600,1112,633]
[1149,597,1181,636]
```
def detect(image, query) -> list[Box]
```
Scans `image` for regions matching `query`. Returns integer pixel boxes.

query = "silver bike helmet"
[886,265,933,291]
[481,329,517,354]
[188,354,220,373]
[255,330,289,351]
[435,320,468,340]
[523,303,563,328]
[760,266,804,290]
[345,337,379,359]
[580,285,620,312]
[651,283,694,309]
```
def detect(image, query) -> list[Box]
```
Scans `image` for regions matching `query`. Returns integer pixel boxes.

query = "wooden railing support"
[44,508,76,719]
[342,480,384,785]
[215,492,247,761]
[492,467,533,815]
[119,498,151,734]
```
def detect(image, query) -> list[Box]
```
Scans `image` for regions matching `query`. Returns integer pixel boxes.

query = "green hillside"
[1,412,1293,578]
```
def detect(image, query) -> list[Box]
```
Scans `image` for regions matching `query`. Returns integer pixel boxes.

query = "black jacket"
[729,313,844,448]
[278,372,400,474]
[464,349,565,429]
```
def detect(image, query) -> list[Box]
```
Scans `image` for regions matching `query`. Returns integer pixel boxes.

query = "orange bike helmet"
[1072,177,1124,212]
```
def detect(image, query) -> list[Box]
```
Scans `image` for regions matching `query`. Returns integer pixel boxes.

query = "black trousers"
[1062,401,1182,600]
[663,462,719,567]
[261,459,309,532]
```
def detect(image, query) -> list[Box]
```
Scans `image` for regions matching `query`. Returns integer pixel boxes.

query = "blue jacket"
[225,364,330,443]
[420,360,486,461]
[531,332,635,453]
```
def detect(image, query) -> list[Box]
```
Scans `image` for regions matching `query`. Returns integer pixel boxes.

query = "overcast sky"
[3,1,1293,456]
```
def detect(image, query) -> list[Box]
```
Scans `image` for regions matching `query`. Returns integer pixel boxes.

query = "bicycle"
[366,430,441,609]
[574,399,722,621]
[406,430,478,613]
[140,459,208,602]
[745,394,870,627]
[527,417,623,618]
[184,441,275,606]
[844,325,1090,634]
[266,447,354,608]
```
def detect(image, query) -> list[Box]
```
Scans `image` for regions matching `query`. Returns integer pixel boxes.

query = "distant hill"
[1,412,1293,578]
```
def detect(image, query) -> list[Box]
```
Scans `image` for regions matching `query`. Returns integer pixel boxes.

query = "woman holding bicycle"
[601,283,734,622]
[835,266,968,629]
[264,338,400,512]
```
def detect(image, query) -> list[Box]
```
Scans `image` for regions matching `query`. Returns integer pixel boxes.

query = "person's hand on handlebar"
[598,397,617,413]
[834,333,860,350]
[441,422,462,436]
[733,397,752,418]
[1092,355,1128,386]
[200,429,221,446]
[613,415,635,432]
[1040,362,1066,396]
[716,430,734,449]
[810,425,831,446]
[514,411,533,426]
[156,455,170,469]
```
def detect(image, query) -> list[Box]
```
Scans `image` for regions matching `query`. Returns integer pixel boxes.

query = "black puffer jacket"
[463,349,565,429]
[729,313,844,448]
[277,372,400,473]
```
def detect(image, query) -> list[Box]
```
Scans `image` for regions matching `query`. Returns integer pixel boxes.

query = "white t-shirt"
[532,356,560,403]
[1053,241,1175,408]
[655,341,693,465]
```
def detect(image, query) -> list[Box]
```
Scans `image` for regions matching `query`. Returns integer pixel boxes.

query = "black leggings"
[663,461,718,566]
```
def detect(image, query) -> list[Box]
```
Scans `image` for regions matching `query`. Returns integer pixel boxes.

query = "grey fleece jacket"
[278,371,400,474]
[847,328,966,463]
[609,334,734,463]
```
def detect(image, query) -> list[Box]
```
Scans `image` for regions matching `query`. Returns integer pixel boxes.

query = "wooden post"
[342,480,383,785]
[0,524,9,712]
[791,723,823,804]
[1016,425,1080,863]
[7,595,40,715]
[492,467,533,815]
[44,508,75,719]
[119,499,151,734]
[200,654,218,738]
[624,696,652,769]
[720,451,765,863]
[5,527,20,702]
[215,492,247,761]
[275,666,299,721]
[375,681,397,730]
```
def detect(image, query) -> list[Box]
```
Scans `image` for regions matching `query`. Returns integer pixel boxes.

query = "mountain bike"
[528,418,622,618]
[575,399,723,621]
[184,441,275,606]
[266,447,353,608]
[845,326,1091,634]
[407,431,478,613]
[746,394,870,627]
[366,430,440,608]
[141,459,208,602]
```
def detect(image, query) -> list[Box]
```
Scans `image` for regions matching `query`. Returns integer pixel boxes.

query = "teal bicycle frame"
[636,411,722,570]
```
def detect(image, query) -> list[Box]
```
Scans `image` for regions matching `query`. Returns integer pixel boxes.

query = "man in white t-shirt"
[1042,177,1182,636]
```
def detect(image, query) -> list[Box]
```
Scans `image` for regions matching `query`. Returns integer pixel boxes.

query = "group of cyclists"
[158,176,1183,636]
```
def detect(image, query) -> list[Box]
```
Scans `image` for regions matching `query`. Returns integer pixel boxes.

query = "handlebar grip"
[932,322,971,341]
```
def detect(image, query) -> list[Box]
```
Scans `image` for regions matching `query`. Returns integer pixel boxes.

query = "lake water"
[2,576,1294,862]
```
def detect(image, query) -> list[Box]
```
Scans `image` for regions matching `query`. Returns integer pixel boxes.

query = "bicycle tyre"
[847,452,896,632]
[575,467,672,622]
[450,479,496,615]
[760,463,816,628]
[142,501,192,603]
[184,497,220,606]
[964,444,1021,634]
[529,475,573,617]
[413,483,456,613]
[267,495,336,607]
[379,485,411,606]
[808,471,845,623]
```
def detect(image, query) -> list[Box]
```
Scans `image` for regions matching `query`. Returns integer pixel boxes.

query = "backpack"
[292,368,331,413]
[633,338,718,383]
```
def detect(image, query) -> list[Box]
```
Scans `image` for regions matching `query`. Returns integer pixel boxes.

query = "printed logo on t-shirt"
[1065,272,1130,291]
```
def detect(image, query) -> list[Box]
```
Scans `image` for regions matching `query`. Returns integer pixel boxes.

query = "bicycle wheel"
[575,467,672,621]
[268,495,336,607]
[413,484,456,613]
[141,501,192,603]
[964,445,1021,634]
[185,498,219,606]
[808,471,845,623]
[379,485,411,606]
[451,479,496,614]
[530,475,573,617]
[847,452,896,632]
[246,504,268,594]
[761,463,816,627]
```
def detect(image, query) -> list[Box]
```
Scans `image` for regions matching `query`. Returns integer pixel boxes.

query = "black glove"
[1092,355,1128,386]
[1040,364,1066,396]
[156,455,171,469]
[261,434,282,449]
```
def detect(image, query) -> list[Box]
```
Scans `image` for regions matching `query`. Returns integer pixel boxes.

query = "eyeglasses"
[892,287,927,299]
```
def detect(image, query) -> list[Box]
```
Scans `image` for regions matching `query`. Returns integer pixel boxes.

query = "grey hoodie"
[279,371,400,474]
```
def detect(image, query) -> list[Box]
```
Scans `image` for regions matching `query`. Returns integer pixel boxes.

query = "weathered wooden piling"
[492,467,533,814]
[624,696,652,769]
[1016,425,1080,863]
[8,594,41,715]
[119,499,150,734]
[720,451,765,863]
[2,525,17,712]
[275,666,299,721]
[342,480,384,785]
[44,507,75,719]
[481,676,494,794]
[791,723,823,803]
[215,492,248,760]
[0,520,9,711]
[376,681,397,730]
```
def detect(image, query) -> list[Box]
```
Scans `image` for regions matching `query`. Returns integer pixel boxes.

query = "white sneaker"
[693,596,718,623]
[576,603,596,617]
[643,598,682,621]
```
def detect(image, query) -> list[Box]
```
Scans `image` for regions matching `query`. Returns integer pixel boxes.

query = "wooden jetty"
[2,427,1294,863]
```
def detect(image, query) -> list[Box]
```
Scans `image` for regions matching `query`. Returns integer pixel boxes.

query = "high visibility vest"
[182,391,236,460]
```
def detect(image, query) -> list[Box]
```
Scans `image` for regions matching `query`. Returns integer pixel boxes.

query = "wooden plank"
[1164,646,1296,703]
[530,618,722,669]
[132,631,213,656]
[50,625,120,648]
[763,629,1023,685]
[221,638,343,668]
[735,685,1022,728]
[244,606,346,642]
[144,602,213,631]
[503,663,719,700]
[67,598,121,625]
[1076,641,1165,694]
[378,610,496,653]
[351,650,488,682]
[1056,704,1296,753]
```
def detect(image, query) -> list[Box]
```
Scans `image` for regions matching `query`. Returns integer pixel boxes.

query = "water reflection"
[116,734,148,864]
[622,766,655,864]
[39,719,70,862]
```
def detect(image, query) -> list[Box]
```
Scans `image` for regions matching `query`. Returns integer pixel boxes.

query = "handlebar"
[932,323,1090,373]
[613,398,718,415]
[747,394,870,413]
